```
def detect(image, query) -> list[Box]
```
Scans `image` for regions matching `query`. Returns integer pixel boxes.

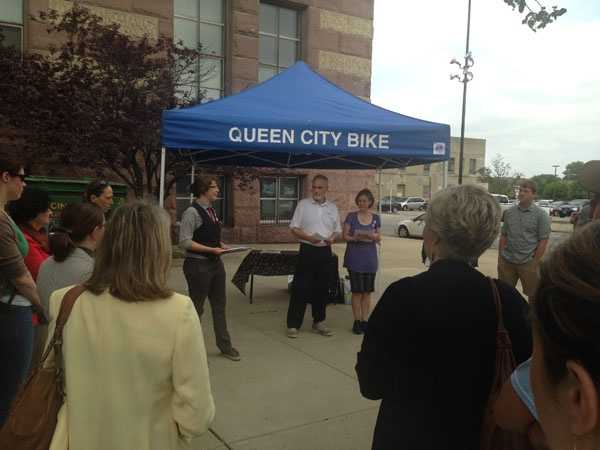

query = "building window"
[174,0,225,102]
[0,0,23,51]
[469,158,477,175]
[423,164,430,175]
[448,158,455,173]
[396,184,406,196]
[258,3,300,82]
[260,176,299,224]
[175,168,227,223]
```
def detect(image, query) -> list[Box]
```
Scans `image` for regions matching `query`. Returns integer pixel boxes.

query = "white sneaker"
[312,322,334,337]
[287,328,299,338]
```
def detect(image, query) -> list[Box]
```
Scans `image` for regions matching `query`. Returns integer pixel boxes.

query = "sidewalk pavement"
[170,236,542,450]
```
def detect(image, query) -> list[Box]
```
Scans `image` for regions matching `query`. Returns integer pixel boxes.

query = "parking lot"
[170,215,573,449]
[378,211,572,254]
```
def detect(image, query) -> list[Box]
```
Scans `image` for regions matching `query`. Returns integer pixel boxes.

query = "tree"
[531,174,560,197]
[478,155,518,196]
[0,5,220,199]
[501,1,567,32]
[543,180,569,200]
[562,161,586,181]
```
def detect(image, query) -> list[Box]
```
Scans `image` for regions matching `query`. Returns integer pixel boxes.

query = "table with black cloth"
[231,250,341,304]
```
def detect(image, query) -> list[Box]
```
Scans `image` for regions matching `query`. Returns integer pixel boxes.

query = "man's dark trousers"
[287,243,332,329]
[183,257,232,352]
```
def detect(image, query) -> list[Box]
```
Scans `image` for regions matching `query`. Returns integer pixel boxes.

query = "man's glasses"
[10,173,26,182]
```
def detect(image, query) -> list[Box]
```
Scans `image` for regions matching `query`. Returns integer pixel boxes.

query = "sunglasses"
[10,173,26,182]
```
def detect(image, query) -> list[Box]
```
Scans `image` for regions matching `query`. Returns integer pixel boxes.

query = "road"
[378,212,571,253]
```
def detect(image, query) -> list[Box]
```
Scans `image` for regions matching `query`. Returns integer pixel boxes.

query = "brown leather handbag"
[0,285,85,450]
[480,278,533,450]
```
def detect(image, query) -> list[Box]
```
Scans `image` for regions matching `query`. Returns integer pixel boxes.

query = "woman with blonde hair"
[356,185,532,450]
[530,221,600,450]
[45,202,214,450]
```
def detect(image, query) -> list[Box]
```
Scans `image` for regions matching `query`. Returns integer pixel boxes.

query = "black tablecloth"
[231,250,342,302]
[231,250,299,295]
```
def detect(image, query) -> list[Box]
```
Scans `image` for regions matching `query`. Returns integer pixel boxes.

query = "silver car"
[399,197,427,211]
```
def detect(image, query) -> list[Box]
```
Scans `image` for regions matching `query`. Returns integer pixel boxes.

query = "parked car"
[536,199,553,208]
[557,199,590,217]
[549,201,569,216]
[491,194,512,212]
[378,196,407,213]
[396,213,426,238]
[398,197,427,211]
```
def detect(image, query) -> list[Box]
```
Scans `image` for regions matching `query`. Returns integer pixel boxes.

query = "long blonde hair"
[86,202,173,302]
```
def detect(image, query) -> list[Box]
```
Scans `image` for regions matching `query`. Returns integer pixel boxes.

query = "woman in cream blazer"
[46,203,215,450]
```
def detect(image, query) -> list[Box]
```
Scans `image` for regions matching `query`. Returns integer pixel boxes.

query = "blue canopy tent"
[159,61,450,205]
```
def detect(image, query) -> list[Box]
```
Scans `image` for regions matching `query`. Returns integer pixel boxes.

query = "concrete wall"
[377,137,488,200]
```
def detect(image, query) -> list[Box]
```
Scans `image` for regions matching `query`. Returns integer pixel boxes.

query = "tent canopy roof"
[161,61,450,170]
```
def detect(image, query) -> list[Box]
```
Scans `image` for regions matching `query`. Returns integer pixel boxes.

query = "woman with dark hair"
[34,202,105,366]
[342,188,381,334]
[84,179,113,213]
[7,187,52,280]
[529,221,600,450]
[0,156,47,426]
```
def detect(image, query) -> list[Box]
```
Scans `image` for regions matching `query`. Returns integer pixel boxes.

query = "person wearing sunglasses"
[0,156,48,427]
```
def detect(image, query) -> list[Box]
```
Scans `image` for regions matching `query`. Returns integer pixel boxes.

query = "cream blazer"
[45,287,215,450]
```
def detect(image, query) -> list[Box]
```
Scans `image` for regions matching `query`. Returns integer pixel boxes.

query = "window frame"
[258,2,301,83]
[0,22,23,51]
[173,0,226,102]
[259,175,300,225]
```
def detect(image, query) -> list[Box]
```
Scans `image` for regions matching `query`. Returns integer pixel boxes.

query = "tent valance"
[160,61,450,171]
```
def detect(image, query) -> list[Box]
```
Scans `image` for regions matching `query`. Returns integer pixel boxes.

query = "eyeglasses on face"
[9,173,26,182]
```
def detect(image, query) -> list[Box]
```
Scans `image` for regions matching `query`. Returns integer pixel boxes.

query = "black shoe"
[360,321,368,333]
[221,347,241,361]
[352,320,363,335]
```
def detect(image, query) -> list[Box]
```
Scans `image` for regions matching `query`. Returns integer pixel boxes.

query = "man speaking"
[286,175,341,338]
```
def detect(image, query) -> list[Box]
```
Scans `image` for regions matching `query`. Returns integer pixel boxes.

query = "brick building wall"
[8,0,377,243]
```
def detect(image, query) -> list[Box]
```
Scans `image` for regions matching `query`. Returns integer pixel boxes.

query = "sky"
[370,0,600,177]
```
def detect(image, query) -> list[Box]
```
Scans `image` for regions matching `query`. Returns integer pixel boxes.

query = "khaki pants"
[498,257,540,298]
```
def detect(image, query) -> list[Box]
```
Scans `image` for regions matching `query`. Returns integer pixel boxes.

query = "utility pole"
[450,0,474,185]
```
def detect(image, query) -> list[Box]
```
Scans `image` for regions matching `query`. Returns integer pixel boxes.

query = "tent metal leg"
[159,146,166,207]
[377,169,382,215]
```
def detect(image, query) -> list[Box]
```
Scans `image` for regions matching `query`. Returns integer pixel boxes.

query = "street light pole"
[450,0,474,185]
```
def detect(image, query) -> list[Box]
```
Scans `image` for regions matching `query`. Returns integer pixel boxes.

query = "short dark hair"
[355,189,375,208]
[190,175,218,197]
[518,179,537,194]
[85,180,111,202]
[7,187,50,225]
[0,155,22,175]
